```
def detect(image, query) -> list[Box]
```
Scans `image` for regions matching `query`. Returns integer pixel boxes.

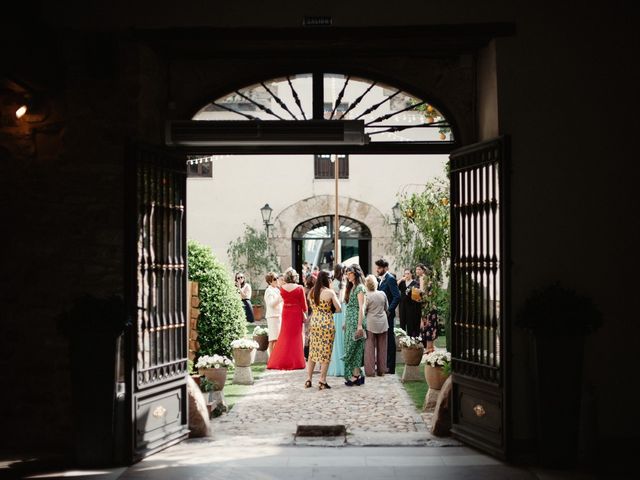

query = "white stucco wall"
[186,153,448,276]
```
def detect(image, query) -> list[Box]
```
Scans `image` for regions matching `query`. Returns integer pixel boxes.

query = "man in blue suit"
[375,258,401,374]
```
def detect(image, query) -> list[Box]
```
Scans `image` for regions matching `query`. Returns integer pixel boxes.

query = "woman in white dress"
[264,272,283,355]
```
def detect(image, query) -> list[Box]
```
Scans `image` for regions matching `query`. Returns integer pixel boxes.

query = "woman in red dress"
[267,267,307,370]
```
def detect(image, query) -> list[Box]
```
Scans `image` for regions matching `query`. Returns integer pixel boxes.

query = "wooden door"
[449,136,510,458]
[125,143,189,462]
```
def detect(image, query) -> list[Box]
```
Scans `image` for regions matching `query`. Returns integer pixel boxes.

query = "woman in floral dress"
[343,264,367,386]
[305,271,342,389]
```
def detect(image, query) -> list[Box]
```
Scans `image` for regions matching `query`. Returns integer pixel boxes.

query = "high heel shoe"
[345,375,360,387]
[304,379,312,388]
[318,381,331,390]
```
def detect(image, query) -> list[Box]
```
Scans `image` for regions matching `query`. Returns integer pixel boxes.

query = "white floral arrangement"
[195,354,232,369]
[424,349,452,367]
[394,327,407,337]
[398,336,423,349]
[230,338,260,349]
[252,326,269,336]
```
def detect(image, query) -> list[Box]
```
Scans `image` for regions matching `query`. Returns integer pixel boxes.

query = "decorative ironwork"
[287,76,307,120]
[450,139,505,383]
[134,148,188,389]
[292,215,371,240]
[449,136,509,458]
[193,73,454,144]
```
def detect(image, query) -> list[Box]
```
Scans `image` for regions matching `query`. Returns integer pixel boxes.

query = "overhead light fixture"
[166,120,369,146]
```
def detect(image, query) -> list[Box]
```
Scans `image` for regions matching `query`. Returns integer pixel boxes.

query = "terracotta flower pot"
[199,367,227,391]
[424,364,448,390]
[252,304,265,320]
[253,334,269,351]
[394,335,402,351]
[402,347,424,366]
[232,347,256,367]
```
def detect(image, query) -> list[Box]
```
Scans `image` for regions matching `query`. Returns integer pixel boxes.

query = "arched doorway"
[128,66,508,462]
[292,215,372,275]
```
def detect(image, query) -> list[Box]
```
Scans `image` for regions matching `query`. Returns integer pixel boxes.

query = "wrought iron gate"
[125,143,189,462]
[449,136,509,458]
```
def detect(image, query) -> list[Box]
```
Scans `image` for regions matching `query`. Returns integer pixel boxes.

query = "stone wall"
[0,31,167,451]
[188,281,200,362]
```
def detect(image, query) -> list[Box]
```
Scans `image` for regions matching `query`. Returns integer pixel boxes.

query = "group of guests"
[237,259,440,390]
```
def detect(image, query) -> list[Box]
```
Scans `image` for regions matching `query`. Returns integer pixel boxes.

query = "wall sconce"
[260,203,274,236]
[15,95,49,123]
[391,202,401,234]
[15,104,28,119]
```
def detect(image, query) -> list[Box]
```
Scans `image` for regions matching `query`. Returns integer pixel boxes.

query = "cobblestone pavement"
[209,367,461,447]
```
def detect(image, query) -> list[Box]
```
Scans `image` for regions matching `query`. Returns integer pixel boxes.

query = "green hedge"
[188,239,246,357]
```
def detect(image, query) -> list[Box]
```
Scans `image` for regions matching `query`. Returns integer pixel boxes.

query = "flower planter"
[253,334,269,352]
[232,347,256,367]
[424,365,448,390]
[394,335,402,351]
[199,367,227,391]
[252,304,265,321]
[190,374,202,387]
[402,347,424,366]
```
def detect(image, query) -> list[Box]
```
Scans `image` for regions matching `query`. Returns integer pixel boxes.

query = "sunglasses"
[237,276,244,279]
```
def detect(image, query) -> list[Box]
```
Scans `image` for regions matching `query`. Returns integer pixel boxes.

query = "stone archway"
[270,195,392,271]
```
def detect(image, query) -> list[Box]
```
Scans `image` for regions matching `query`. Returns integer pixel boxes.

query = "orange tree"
[392,176,450,347]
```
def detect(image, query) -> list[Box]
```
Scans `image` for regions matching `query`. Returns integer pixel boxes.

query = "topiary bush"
[188,239,246,357]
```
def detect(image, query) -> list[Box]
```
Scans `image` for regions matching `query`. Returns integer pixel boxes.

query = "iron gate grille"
[134,148,188,387]
[449,136,509,458]
[125,143,189,461]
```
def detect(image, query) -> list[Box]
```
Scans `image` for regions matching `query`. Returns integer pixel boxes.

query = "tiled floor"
[4,445,602,480]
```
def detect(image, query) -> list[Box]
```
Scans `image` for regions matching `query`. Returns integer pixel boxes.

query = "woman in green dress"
[343,264,367,386]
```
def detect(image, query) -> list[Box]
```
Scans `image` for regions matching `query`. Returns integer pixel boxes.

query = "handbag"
[353,329,367,341]
[410,286,422,302]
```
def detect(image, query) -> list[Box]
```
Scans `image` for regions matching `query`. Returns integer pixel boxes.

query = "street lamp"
[260,203,273,236]
[391,202,401,234]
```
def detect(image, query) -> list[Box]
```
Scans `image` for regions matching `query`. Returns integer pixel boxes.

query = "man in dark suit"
[375,258,401,374]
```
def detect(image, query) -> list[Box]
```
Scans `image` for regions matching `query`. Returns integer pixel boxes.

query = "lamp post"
[260,203,273,236]
[391,202,401,234]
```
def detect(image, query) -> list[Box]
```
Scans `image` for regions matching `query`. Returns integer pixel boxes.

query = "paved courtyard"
[209,367,458,447]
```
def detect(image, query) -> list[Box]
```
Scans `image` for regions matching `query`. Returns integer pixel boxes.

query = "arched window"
[192,73,453,144]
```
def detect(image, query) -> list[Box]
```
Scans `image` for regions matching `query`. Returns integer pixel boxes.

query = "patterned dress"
[343,284,367,379]
[308,298,336,363]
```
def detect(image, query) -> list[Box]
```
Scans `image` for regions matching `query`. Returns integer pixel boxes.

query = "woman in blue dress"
[328,263,346,376]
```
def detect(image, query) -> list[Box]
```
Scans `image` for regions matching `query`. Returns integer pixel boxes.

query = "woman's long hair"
[333,263,344,282]
[235,272,246,288]
[344,264,365,303]
[311,270,331,305]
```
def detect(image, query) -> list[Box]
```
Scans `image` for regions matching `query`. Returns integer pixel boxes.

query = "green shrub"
[188,239,246,357]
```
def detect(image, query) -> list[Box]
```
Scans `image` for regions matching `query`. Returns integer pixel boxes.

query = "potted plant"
[516,282,603,468]
[424,349,451,390]
[195,354,232,391]
[199,376,215,414]
[188,359,202,387]
[230,338,259,367]
[399,336,424,366]
[394,327,407,351]
[252,296,265,321]
[252,325,269,351]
